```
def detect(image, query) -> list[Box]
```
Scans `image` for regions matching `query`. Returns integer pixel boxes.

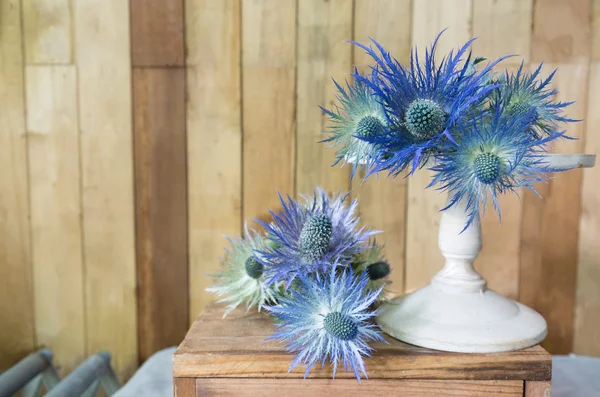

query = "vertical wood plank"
[133,68,188,362]
[22,0,72,64]
[296,0,352,195]
[186,0,242,320]
[532,0,591,63]
[26,66,85,375]
[472,0,533,63]
[472,2,534,300]
[130,0,184,67]
[242,0,296,223]
[0,0,35,371]
[574,2,600,353]
[405,0,473,291]
[353,0,412,295]
[521,0,591,354]
[521,63,589,354]
[75,0,137,380]
[525,381,551,397]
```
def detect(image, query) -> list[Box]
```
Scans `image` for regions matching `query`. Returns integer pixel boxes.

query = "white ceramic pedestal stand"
[376,153,596,353]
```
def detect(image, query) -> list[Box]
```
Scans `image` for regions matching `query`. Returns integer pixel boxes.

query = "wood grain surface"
[173,303,551,381]
[242,0,296,226]
[524,381,552,397]
[352,0,412,295]
[130,0,184,67]
[133,68,188,362]
[195,378,524,397]
[186,0,243,321]
[76,0,138,380]
[295,0,352,195]
[0,0,35,371]
[26,66,85,375]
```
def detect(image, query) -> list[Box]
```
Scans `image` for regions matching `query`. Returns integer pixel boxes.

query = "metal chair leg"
[45,351,120,397]
[0,349,58,397]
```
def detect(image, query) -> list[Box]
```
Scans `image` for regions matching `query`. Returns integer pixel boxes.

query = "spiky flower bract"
[320,72,388,175]
[265,271,385,381]
[353,31,505,177]
[259,187,377,287]
[430,101,566,231]
[207,225,282,317]
[493,62,575,138]
[351,240,391,297]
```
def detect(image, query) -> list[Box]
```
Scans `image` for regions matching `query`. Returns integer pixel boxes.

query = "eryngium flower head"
[265,271,385,381]
[493,62,575,138]
[260,187,377,287]
[351,240,391,297]
[320,73,388,174]
[207,225,282,317]
[353,30,505,176]
[430,102,567,231]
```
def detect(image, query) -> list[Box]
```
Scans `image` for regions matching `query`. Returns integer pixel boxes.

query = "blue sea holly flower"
[265,271,385,381]
[493,62,575,138]
[353,31,506,176]
[430,102,567,231]
[351,240,391,298]
[320,73,388,174]
[259,188,376,287]
[207,225,283,317]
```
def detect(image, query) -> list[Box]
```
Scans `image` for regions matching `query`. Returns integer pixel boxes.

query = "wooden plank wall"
[0,0,599,379]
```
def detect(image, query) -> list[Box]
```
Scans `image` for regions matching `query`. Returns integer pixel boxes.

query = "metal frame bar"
[0,349,59,397]
[45,351,120,397]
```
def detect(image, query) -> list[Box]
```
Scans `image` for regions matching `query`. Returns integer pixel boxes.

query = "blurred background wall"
[0,0,598,381]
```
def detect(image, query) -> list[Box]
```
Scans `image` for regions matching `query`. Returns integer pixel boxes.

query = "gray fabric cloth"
[112,349,600,396]
[112,347,176,397]
[553,354,600,397]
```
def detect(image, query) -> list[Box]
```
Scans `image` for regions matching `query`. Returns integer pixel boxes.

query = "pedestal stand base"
[376,285,547,353]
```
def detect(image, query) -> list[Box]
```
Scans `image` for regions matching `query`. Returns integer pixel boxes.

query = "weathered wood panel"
[352,0,412,295]
[574,61,600,355]
[75,0,138,380]
[296,0,352,195]
[522,0,592,354]
[22,0,72,64]
[0,0,35,371]
[186,0,242,321]
[242,0,296,224]
[130,0,184,67]
[195,378,524,397]
[26,66,84,375]
[133,68,188,362]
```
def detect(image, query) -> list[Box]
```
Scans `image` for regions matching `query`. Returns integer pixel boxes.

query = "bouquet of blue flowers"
[208,31,575,382]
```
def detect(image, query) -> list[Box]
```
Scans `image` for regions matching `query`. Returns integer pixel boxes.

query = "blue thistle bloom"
[353,31,506,176]
[430,101,567,231]
[259,187,377,287]
[320,72,388,175]
[493,62,576,138]
[264,271,385,381]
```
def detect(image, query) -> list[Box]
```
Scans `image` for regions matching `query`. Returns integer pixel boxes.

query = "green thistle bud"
[404,99,448,140]
[299,214,332,262]
[244,256,264,279]
[366,261,390,281]
[324,312,358,341]
[473,152,501,184]
[356,115,385,138]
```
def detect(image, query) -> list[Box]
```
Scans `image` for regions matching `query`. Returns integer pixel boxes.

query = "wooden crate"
[173,303,552,396]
